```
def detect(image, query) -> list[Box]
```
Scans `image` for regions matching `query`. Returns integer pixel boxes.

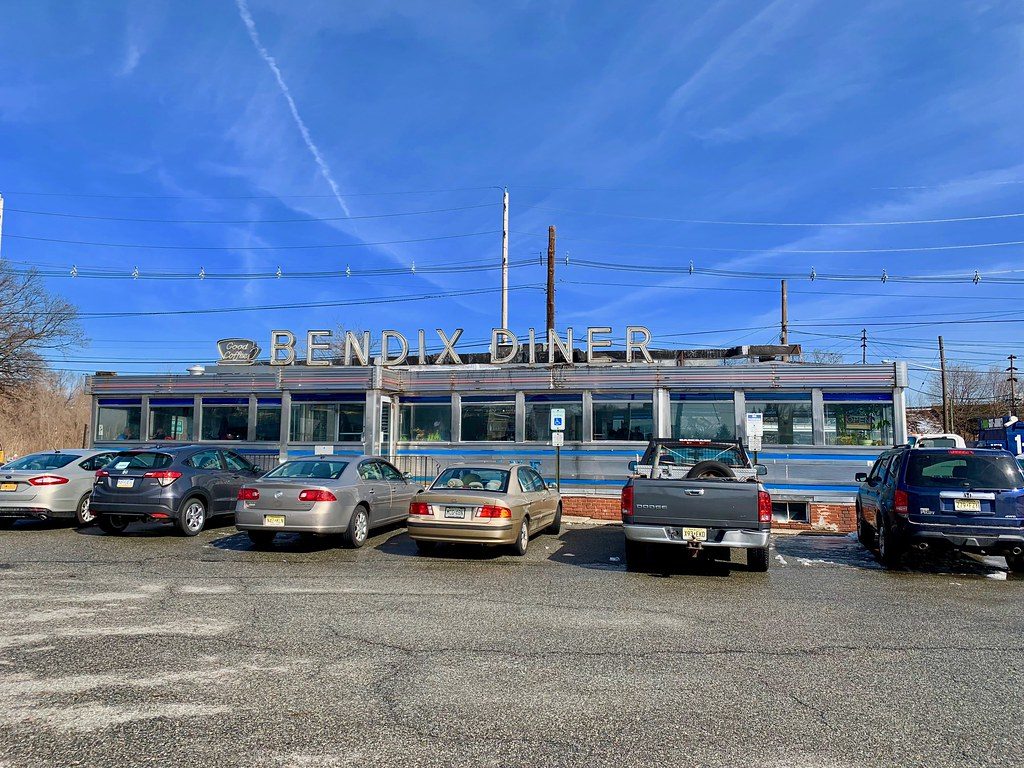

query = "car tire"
[247,530,276,549]
[1006,554,1024,573]
[177,497,207,537]
[414,539,437,555]
[686,461,735,480]
[545,503,563,535]
[75,493,96,528]
[342,505,369,549]
[876,514,903,568]
[0,518,16,529]
[624,538,646,572]
[747,546,770,572]
[856,508,874,547]
[511,518,529,556]
[97,515,129,535]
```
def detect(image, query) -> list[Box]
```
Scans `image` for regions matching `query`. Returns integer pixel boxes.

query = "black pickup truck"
[621,440,772,572]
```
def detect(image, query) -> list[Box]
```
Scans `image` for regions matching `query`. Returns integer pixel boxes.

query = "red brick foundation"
[564,496,858,533]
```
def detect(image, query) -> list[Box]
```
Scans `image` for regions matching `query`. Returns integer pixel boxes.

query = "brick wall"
[564,496,858,533]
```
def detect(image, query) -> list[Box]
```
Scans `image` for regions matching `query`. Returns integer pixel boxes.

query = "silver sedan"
[0,449,120,527]
[234,455,422,548]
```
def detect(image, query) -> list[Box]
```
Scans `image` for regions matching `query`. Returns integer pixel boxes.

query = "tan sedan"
[407,464,562,555]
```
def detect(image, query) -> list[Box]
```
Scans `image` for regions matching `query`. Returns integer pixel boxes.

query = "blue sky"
[1,0,1022,399]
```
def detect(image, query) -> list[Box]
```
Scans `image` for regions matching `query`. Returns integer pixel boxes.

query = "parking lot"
[1,519,1021,768]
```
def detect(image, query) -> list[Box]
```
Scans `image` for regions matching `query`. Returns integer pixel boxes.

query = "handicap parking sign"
[550,408,566,432]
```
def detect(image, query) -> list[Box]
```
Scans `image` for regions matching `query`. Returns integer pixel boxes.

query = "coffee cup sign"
[217,338,261,365]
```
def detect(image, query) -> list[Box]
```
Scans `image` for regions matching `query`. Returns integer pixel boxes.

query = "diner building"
[86,344,908,532]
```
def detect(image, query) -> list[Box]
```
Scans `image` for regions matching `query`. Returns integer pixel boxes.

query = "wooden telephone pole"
[939,336,950,432]
[546,226,556,333]
[1009,354,1019,414]
[780,280,788,361]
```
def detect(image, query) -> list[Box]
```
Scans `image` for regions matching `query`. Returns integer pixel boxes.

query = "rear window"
[263,460,349,480]
[432,468,510,492]
[107,452,173,471]
[905,452,1024,490]
[2,453,79,471]
[640,443,744,467]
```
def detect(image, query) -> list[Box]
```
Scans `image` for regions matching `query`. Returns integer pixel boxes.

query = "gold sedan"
[407,464,562,556]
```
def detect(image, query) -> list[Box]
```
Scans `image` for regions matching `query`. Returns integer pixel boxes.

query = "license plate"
[444,507,466,519]
[954,498,982,513]
[0,483,16,492]
[264,515,286,527]
[682,527,708,542]
[116,478,134,489]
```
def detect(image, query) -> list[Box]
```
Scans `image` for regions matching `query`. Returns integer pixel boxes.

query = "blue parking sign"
[550,408,566,432]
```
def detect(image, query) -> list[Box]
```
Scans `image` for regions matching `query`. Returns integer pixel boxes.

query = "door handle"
[684,489,705,496]
[368,488,375,494]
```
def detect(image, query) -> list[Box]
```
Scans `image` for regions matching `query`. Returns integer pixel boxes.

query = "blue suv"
[855,446,1024,571]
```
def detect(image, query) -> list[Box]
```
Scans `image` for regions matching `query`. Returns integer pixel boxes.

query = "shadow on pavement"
[209,520,408,553]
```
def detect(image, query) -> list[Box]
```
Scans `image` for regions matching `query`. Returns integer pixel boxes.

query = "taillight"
[758,490,772,523]
[478,505,512,519]
[621,484,634,518]
[298,489,337,503]
[95,469,110,479]
[894,489,909,515]
[144,470,182,487]
[237,487,260,501]
[29,475,69,486]
[409,501,431,515]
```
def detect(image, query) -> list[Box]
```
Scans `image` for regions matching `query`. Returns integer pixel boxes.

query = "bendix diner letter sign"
[218,327,654,367]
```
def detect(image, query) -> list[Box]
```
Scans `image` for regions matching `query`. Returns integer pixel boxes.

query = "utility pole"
[546,225,556,333]
[938,336,950,432]
[500,187,509,329]
[0,192,5,258]
[861,329,867,365]
[1009,354,1019,415]
[780,280,788,361]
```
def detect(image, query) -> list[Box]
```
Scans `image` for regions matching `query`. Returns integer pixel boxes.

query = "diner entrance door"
[378,395,396,460]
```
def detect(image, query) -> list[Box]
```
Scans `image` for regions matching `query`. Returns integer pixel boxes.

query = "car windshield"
[432,467,510,492]
[905,452,1023,490]
[2,453,79,471]
[263,460,349,480]
[106,452,173,471]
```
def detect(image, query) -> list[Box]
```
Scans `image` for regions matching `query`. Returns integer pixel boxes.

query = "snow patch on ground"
[796,557,838,567]
[774,555,788,566]
[985,571,1008,581]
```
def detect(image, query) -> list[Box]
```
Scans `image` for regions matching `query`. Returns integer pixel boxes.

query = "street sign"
[748,435,762,453]
[745,412,764,438]
[550,408,566,432]
[552,432,565,447]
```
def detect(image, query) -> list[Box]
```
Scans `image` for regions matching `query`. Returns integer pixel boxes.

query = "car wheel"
[75,493,96,527]
[343,505,369,549]
[177,498,207,537]
[545,503,562,535]
[414,539,437,555]
[247,530,276,549]
[686,460,735,480]
[876,514,903,568]
[0,518,16,530]
[624,538,646,572]
[747,546,770,572]
[1006,554,1024,573]
[856,508,873,547]
[511,518,529,556]
[98,515,129,535]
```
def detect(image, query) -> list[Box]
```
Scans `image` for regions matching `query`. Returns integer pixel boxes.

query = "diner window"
[399,397,452,442]
[592,394,653,442]
[461,396,515,442]
[95,399,141,441]
[201,398,249,441]
[289,395,365,442]
[771,501,809,523]
[823,394,894,447]
[255,398,282,441]
[525,395,583,441]
[148,399,194,441]
[670,394,735,440]
[745,395,813,445]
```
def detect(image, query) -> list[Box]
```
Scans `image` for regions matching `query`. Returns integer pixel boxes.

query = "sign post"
[745,412,764,466]
[550,408,566,490]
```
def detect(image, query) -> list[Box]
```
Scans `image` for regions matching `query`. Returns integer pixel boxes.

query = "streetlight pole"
[500,187,509,330]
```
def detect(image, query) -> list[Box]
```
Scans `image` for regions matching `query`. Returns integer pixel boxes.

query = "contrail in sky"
[235,0,351,216]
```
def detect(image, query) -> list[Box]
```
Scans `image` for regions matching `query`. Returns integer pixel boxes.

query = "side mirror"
[855,472,868,483]
[403,471,412,480]
[627,460,638,473]
[755,464,768,477]
[548,483,558,492]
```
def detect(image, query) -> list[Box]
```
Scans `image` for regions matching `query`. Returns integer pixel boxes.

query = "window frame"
[744,394,814,447]
[591,393,654,442]
[186,449,225,471]
[460,395,517,443]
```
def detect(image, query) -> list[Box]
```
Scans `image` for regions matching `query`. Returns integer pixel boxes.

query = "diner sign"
[219,327,655,367]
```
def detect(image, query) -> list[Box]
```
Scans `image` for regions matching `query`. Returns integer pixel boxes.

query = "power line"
[516,203,1024,227]
[2,185,499,200]
[3,202,495,224]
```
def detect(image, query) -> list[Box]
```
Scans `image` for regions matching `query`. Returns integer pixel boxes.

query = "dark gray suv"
[91,445,264,536]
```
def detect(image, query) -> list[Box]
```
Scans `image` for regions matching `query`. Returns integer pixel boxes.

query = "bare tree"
[923,364,1010,439]
[0,263,83,397]
[805,350,846,365]
[0,371,91,458]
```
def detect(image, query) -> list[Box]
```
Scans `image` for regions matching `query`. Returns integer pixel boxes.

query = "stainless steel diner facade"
[86,358,909,531]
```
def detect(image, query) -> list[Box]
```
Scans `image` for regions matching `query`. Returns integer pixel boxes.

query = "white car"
[0,449,119,527]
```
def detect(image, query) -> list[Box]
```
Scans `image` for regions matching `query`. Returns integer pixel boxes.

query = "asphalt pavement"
[0,517,1021,768]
